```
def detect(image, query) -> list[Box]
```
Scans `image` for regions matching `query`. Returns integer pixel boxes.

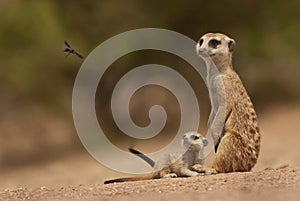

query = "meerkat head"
[196,33,235,69]
[181,131,208,152]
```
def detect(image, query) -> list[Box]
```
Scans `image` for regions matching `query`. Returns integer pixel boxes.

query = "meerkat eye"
[209,39,221,48]
[191,135,200,140]
[199,39,204,46]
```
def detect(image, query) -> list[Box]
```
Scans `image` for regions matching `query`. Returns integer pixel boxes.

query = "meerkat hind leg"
[212,131,254,173]
[158,168,175,178]
[192,164,218,175]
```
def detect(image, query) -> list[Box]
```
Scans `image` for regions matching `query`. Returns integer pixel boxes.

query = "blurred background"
[0,0,300,188]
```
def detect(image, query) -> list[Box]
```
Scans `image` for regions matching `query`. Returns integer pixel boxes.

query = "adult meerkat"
[192,33,261,173]
[104,132,208,184]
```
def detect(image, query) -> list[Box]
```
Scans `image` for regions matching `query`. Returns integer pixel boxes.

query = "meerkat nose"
[196,44,206,55]
[183,136,189,143]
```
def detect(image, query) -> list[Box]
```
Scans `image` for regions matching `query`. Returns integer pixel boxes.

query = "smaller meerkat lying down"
[104,132,210,184]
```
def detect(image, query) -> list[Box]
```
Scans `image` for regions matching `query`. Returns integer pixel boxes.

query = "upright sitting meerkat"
[192,33,261,173]
[104,132,208,184]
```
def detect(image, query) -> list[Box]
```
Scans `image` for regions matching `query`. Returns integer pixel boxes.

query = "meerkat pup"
[192,33,261,173]
[104,132,208,184]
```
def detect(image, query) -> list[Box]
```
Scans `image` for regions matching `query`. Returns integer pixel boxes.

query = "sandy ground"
[1,167,299,201]
[0,104,300,200]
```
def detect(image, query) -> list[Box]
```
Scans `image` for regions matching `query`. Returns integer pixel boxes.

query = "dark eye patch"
[209,39,221,48]
[191,135,200,140]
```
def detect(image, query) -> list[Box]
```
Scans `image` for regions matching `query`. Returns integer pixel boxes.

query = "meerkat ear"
[228,40,235,52]
[203,138,208,147]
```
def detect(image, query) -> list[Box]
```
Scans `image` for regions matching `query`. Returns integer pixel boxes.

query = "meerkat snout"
[196,40,204,56]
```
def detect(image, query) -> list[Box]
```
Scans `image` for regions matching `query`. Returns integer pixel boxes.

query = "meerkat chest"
[154,152,183,170]
[182,152,201,168]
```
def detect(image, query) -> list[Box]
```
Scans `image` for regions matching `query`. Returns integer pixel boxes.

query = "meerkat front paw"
[192,164,218,175]
[192,164,206,173]
[163,173,177,178]
[203,169,218,175]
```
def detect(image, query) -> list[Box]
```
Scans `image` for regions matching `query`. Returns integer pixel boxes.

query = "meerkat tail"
[104,172,160,184]
[128,147,155,167]
[104,175,152,184]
